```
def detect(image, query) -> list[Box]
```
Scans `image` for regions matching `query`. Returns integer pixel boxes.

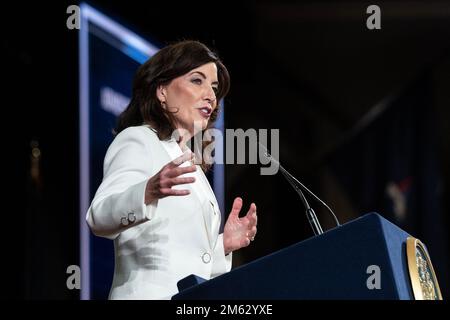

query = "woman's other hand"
[223,197,258,255]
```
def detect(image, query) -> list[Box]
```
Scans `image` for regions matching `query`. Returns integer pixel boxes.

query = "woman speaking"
[86,40,258,299]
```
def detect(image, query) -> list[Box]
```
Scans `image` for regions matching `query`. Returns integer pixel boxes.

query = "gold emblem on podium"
[406,237,443,300]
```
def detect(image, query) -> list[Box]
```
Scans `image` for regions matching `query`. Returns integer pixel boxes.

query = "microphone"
[259,143,340,235]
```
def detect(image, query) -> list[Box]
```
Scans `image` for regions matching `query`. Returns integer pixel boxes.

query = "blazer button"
[202,252,211,264]
[120,216,129,226]
[128,212,136,223]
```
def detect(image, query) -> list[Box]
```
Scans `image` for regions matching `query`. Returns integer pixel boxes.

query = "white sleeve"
[211,233,232,278]
[86,127,159,240]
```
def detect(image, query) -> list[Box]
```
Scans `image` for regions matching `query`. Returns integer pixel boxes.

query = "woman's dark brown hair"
[115,40,230,171]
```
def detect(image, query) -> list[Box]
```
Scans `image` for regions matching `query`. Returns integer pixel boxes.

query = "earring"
[161,101,166,109]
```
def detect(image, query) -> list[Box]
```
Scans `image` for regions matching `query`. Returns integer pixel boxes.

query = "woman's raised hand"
[223,197,258,255]
[145,151,197,205]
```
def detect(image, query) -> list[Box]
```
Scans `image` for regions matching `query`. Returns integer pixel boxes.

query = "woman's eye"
[191,78,202,84]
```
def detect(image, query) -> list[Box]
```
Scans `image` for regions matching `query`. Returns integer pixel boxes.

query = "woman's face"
[157,62,219,135]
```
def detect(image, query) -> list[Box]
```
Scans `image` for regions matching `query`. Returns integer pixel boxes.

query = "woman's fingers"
[146,152,197,203]
[170,176,196,186]
[152,152,197,199]
[170,150,194,167]
[167,165,197,178]
[245,203,257,241]
[160,176,195,188]
[247,226,257,240]
[229,197,243,218]
[247,203,257,214]
[159,188,191,196]
[246,203,257,226]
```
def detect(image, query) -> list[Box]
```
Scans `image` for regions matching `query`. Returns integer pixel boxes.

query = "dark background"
[3,0,449,299]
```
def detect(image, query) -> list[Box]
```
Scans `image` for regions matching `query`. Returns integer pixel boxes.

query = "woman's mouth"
[198,106,212,118]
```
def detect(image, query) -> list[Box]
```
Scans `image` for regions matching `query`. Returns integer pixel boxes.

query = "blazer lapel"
[197,169,222,248]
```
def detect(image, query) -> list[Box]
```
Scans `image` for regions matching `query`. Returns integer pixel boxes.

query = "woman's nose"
[204,87,216,103]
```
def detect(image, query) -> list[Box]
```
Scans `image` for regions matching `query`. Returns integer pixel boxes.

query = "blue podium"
[173,213,435,300]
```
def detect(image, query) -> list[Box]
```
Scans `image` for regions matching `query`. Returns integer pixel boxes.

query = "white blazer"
[86,125,232,300]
